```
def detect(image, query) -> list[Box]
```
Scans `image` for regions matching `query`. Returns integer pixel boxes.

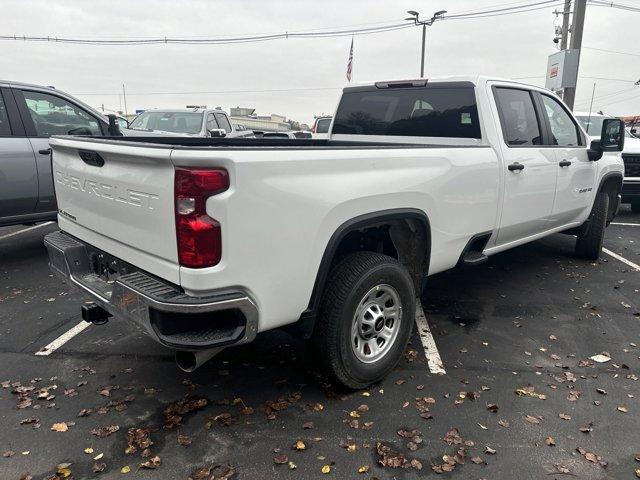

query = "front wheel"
[313,252,415,390]
[576,192,609,260]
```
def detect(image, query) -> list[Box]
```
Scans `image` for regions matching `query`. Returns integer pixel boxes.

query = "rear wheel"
[576,192,609,260]
[631,201,640,213]
[313,252,415,390]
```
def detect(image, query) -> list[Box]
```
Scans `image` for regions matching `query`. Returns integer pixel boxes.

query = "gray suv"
[0,80,112,227]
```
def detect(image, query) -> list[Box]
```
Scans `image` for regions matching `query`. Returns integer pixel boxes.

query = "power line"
[76,86,344,96]
[583,46,640,58]
[588,0,640,13]
[0,1,567,47]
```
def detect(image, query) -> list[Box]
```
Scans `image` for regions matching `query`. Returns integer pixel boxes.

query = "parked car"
[45,76,624,388]
[262,131,311,139]
[128,108,253,138]
[232,123,255,137]
[575,112,640,211]
[311,116,332,139]
[0,80,120,227]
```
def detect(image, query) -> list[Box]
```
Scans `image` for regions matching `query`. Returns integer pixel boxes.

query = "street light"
[405,9,447,78]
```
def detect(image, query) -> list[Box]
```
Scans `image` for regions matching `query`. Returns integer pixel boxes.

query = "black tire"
[576,192,609,260]
[631,201,640,213]
[313,252,415,390]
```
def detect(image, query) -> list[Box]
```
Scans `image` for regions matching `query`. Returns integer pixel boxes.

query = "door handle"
[508,162,525,171]
[38,148,51,155]
[559,160,572,167]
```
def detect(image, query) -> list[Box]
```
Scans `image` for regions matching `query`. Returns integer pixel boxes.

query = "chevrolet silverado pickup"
[44,76,625,389]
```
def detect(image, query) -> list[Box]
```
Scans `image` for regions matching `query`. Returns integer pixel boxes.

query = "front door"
[15,88,105,213]
[492,86,558,246]
[537,93,596,226]
[0,88,38,219]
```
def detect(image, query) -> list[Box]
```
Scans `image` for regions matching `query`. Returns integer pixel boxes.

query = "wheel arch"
[295,208,431,336]
[598,172,623,224]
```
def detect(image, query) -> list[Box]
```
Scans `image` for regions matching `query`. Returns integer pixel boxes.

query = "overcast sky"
[2,0,639,125]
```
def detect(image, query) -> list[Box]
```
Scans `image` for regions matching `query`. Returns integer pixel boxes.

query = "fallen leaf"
[321,465,331,474]
[546,436,556,446]
[140,455,161,469]
[51,422,69,432]
[120,465,131,474]
[274,454,288,464]
[524,415,541,424]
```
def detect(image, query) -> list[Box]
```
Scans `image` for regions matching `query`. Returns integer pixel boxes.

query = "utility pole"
[122,84,128,117]
[563,0,586,110]
[405,10,447,78]
[559,0,571,50]
[421,24,426,78]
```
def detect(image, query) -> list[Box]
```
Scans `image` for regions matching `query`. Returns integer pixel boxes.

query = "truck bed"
[59,135,484,150]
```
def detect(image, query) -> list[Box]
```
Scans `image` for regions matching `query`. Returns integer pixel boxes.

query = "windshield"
[575,115,608,136]
[315,118,332,133]
[129,111,203,134]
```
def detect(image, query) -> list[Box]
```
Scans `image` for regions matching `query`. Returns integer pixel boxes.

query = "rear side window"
[214,113,232,133]
[0,92,11,136]
[332,86,481,138]
[494,88,542,146]
[315,118,331,133]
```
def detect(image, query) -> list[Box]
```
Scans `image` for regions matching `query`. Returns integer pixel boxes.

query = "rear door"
[491,85,557,246]
[536,93,595,226]
[0,87,38,218]
[14,88,106,213]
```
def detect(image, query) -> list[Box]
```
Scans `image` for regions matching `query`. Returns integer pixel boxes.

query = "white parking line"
[603,248,640,272]
[414,301,446,374]
[35,320,91,356]
[611,222,640,227]
[0,221,54,241]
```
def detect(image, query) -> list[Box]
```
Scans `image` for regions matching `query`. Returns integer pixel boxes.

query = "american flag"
[346,37,353,82]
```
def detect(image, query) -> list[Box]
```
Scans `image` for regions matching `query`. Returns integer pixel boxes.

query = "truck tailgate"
[49,137,179,283]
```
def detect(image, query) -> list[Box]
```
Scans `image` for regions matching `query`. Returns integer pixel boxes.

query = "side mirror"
[208,129,226,138]
[600,118,625,152]
[107,114,122,136]
[588,118,625,161]
[631,128,637,135]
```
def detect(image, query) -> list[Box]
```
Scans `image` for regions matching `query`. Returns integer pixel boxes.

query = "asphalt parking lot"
[1,208,639,480]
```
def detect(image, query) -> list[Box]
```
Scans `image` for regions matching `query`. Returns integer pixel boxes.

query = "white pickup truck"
[45,76,625,389]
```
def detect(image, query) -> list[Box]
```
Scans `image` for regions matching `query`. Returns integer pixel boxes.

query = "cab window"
[541,95,581,146]
[22,90,102,136]
[206,113,219,132]
[214,113,232,133]
[494,88,542,146]
[0,92,11,136]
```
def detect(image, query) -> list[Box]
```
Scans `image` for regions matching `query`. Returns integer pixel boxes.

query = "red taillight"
[174,168,229,268]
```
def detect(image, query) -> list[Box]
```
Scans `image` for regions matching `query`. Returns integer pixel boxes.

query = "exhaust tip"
[175,348,223,373]
[175,351,198,373]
